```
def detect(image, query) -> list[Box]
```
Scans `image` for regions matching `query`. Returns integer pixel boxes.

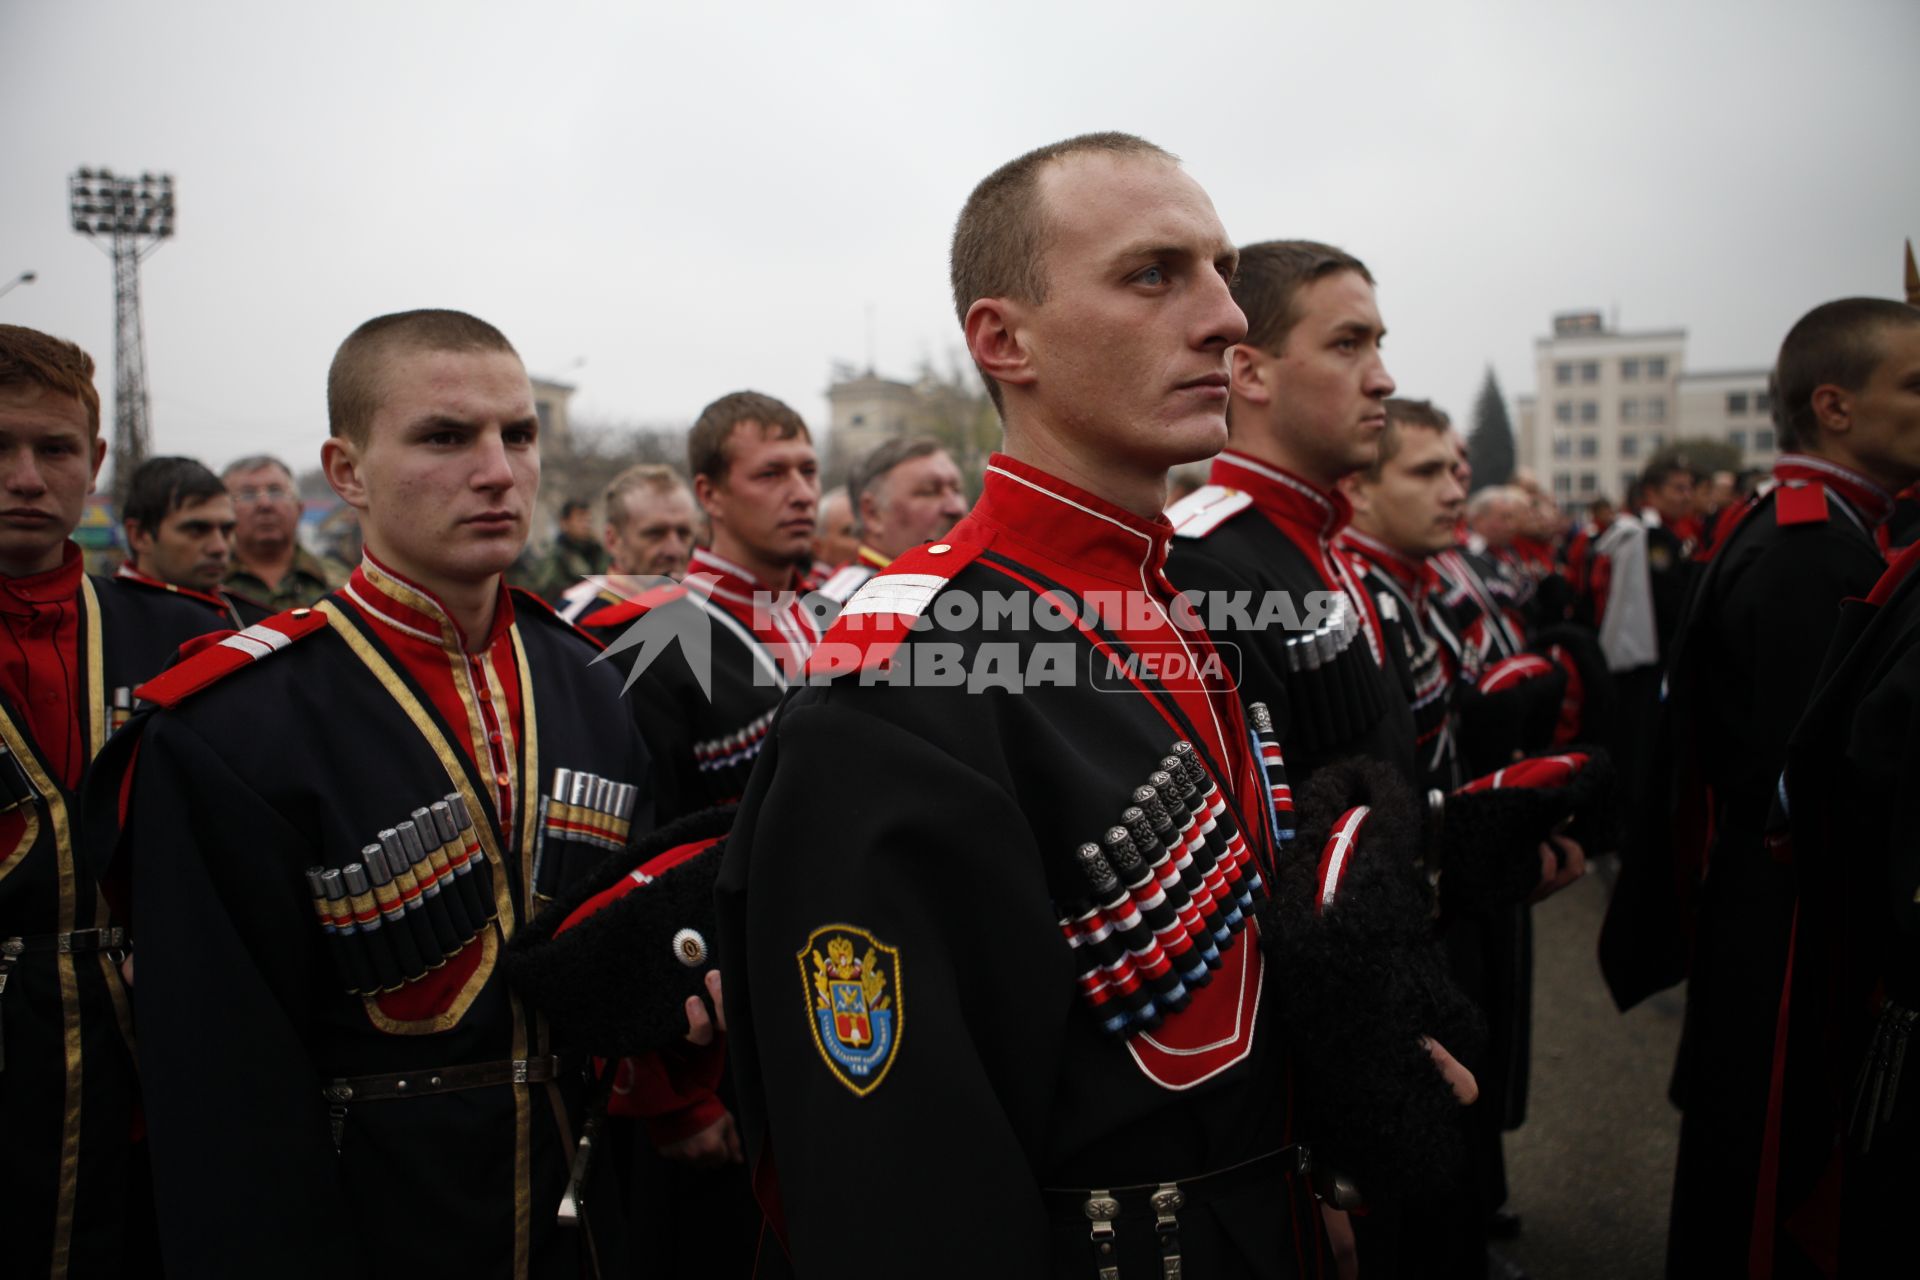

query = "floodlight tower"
[68,168,175,502]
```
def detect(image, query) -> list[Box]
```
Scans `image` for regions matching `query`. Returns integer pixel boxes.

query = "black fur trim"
[506,805,736,1054]
[1439,748,1617,911]
[1261,758,1482,1204]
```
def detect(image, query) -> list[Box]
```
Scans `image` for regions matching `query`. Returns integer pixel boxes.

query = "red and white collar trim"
[1210,451,1349,542]
[345,553,515,655]
[967,454,1175,589]
[1773,453,1895,526]
[1337,528,1437,598]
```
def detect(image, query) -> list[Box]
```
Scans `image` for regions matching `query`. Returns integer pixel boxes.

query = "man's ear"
[692,473,724,526]
[1229,344,1273,408]
[964,298,1036,394]
[321,436,368,510]
[87,435,107,494]
[857,487,881,541]
[1810,383,1852,437]
[1339,474,1372,519]
[124,520,152,560]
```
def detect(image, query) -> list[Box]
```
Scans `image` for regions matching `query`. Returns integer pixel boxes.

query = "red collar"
[686,547,808,605]
[1773,453,1896,527]
[1209,451,1351,545]
[953,453,1175,591]
[1337,529,1439,599]
[0,542,85,617]
[342,552,515,654]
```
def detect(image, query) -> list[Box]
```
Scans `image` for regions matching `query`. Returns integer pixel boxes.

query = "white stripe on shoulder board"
[840,572,948,619]
[236,623,293,651]
[218,632,276,660]
[1167,485,1251,538]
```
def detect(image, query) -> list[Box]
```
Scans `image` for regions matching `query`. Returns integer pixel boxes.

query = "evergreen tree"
[1467,366,1515,492]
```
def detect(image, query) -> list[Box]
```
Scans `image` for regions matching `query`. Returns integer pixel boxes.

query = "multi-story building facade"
[1675,369,1777,470]
[1517,312,1777,508]
[1516,311,1685,508]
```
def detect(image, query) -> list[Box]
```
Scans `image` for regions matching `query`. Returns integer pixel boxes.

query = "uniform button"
[495,771,511,787]
[291,607,312,618]
[489,732,503,744]
[929,543,951,555]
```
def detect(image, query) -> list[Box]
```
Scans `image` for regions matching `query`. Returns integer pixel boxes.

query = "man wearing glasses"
[222,453,346,609]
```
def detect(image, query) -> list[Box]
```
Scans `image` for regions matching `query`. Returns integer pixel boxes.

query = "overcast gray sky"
[4,0,1916,485]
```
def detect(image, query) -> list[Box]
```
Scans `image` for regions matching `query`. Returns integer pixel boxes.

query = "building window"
[1646,398,1667,424]
[1621,358,1641,380]
[1648,433,1666,450]
[1553,474,1572,497]
[1756,390,1772,414]
[1621,399,1640,423]
[1756,428,1775,451]
[1622,471,1637,497]
[1579,436,1598,458]
[1727,391,1749,415]
[1580,361,1599,383]
[851,413,866,425]
[1555,362,1574,385]
[1730,429,1748,451]
[1579,472,1597,494]
[1621,435,1640,459]
[1555,401,1574,424]
[1646,357,1668,379]
[1580,401,1599,423]
[1553,437,1572,459]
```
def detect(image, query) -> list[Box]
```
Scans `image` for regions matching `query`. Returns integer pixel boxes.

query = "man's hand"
[658,1109,744,1168]
[1527,831,1587,903]
[1421,1036,1479,1105]
[684,969,726,1046]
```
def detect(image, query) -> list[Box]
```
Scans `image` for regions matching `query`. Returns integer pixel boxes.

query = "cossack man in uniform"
[581,391,822,821]
[814,436,969,607]
[716,133,1484,1279]
[557,464,698,624]
[113,454,272,628]
[1163,240,1417,791]
[1602,297,1920,1275]
[89,309,715,1278]
[0,325,228,1276]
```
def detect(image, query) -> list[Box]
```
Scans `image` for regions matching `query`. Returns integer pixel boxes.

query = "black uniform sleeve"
[1164,540,1294,739]
[719,693,1062,1279]
[1722,529,1883,805]
[128,713,356,1277]
[617,655,699,824]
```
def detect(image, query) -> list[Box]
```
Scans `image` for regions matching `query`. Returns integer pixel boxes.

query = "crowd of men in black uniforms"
[1,135,1914,1280]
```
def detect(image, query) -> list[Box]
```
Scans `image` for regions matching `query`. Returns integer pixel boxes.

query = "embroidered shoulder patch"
[798,924,901,1097]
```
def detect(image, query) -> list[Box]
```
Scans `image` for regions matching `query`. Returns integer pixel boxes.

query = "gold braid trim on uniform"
[322,601,537,1279]
[318,604,503,1035]
[0,579,100,1274]
[509,628,539,1280]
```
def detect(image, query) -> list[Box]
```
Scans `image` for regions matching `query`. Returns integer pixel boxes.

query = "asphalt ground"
[1497,861,1685,1280]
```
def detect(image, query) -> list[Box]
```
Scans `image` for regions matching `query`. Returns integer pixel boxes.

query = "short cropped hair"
[1467,485,1526,520]
[1772,297,1920,452]
[124,456,228,534]
[221,453,295,484]
[848,436,945,531]
[0,325,101,436]
[1360,398,1451,481]
[327,309,518,447]
[1231,241,1374,355]
[950,132,1176,411]
[560,499,591,521]
[1640,458,1697,491]
[604,464,689,533]
[686,391,810,484]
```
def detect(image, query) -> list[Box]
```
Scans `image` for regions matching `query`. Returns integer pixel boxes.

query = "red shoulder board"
[579,582,688,630]
[806,539,986,677]
[1775,481,1830,528]
[134,607,330,708]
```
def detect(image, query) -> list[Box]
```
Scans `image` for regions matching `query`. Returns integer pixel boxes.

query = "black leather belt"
[1,927,129,956]
[1042,1145,1314,1280]
[322,1053,570,1104]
